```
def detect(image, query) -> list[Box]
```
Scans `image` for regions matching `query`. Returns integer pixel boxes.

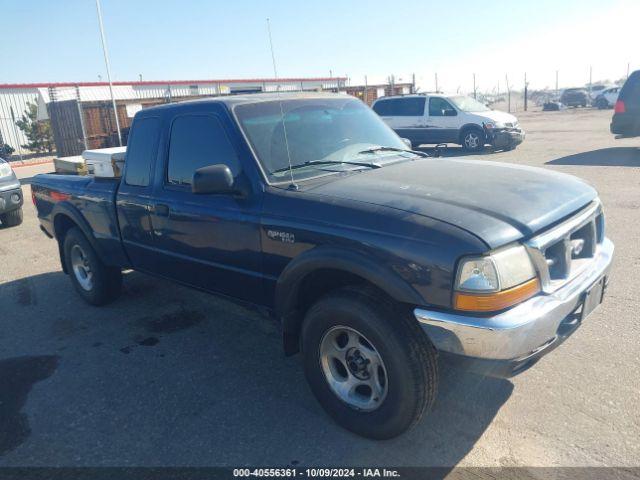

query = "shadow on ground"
[0,270,513,468]
[546,147,640,167]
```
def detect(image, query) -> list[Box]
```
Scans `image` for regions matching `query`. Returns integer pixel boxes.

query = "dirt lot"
[0,108,638,468]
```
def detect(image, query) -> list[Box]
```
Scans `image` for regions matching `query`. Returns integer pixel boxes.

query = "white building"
[0,77,346,154]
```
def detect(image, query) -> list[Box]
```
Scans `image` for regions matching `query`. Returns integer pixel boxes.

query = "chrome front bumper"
[415,238,614,363]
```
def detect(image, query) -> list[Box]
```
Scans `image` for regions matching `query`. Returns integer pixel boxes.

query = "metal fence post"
[9,106,23,162]
[75,85,88,151]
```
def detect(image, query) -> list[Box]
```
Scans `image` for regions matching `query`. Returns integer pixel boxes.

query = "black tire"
[461,127,486,152]
[301,286,438,439]
[63,227,122,306]
[0,208,23,227]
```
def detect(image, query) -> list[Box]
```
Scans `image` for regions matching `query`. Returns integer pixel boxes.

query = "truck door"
[147,111,262,302]
[116,115,161,272]
[373,97,428,147]
[427,97,460,144]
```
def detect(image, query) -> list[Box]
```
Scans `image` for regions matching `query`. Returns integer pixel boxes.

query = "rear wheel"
[301,287,438,439]
[461,127,486,152]
[63,227,122,306]
[0,208,23,228]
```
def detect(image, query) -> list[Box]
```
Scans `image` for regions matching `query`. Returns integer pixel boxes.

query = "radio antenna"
[267,18,297,190]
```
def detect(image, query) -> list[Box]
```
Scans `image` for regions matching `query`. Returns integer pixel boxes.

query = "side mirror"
[444,109,457,117]
[401,138,412,149]
[192,164,235,195]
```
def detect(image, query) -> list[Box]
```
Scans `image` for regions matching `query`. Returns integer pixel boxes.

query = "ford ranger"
[31,93,614,439]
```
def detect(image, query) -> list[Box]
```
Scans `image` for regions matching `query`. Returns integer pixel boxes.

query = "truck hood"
[306,159,597,248]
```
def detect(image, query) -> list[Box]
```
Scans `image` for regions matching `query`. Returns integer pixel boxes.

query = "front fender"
[276,245,426,353]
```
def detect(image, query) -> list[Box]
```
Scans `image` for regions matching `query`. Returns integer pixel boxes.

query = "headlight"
[0,161,13,179]
[484,121,504,130]
[454,245,540,312]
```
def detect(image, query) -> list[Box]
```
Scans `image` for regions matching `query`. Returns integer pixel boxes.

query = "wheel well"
[53,214,78,273]
[283,268,398,355]
[54,214,77,241]
[459,124,484,143]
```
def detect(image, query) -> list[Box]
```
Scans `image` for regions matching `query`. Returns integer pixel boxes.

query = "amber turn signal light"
[454,278,541,312]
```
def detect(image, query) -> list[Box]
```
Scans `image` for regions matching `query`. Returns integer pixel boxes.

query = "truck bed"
[31,174,123,257]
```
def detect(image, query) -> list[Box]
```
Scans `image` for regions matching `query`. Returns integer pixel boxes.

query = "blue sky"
[1,0,637,91]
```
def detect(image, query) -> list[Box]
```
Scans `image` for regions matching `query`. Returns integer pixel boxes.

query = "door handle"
[154,204,170,217]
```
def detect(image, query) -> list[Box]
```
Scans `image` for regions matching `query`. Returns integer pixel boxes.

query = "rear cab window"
[124,117,161,187]
[166,114,240,187]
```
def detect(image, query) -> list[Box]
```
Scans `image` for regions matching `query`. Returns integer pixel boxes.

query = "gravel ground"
[0,107,638,469]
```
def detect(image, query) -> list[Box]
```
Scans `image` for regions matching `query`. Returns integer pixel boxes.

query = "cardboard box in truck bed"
[54,156,88,175]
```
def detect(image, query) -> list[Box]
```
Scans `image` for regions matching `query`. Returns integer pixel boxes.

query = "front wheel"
[461,128,486,152]
[63,227,122,306]
[301,287,438,439]
[0,208,23,228]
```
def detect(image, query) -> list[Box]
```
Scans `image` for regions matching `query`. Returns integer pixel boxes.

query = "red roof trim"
[0,77,347,89]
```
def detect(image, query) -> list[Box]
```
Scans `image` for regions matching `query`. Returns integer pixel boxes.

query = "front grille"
[525,201,604,292]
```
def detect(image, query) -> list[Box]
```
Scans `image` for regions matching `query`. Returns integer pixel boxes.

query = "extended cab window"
[374,97,425,116]
[124,117,160,187]
[167,115,240,186]
[429,97,457,116]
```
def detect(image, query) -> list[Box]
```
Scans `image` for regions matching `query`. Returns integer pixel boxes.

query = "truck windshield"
[234,97,413,183]
[449,95,491,112]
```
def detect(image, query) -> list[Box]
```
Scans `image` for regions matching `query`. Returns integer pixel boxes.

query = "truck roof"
[141,91,345,113]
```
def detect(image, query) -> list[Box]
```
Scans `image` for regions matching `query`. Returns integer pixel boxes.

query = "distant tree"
[15,101,54,154]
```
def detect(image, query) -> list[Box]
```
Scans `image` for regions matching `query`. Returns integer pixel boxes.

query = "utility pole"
[588,66,592,97]
[524,72,528,111]
[364,75,368,104]
[627,62,630,79]
[555,70,559,97]
[505,74,511,112]
[435,72,438,92]
[473,73,476,99]
[95,0,122,146]
[412,73,415,94]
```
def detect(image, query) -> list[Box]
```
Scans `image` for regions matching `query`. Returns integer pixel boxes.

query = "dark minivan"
[560,88,589,107]
[611,70,640,138]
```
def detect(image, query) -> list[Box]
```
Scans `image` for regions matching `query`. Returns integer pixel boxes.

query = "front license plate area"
[581,276,605,321]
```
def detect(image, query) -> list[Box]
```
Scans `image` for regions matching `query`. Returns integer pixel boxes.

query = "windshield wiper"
[357,146,429,157]
[273,159,381,174]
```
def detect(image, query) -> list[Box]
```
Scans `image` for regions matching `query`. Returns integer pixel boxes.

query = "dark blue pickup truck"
[32,93,614,439]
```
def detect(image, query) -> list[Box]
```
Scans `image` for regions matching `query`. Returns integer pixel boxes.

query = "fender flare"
[276,246,425,353]
[52,201,106,272]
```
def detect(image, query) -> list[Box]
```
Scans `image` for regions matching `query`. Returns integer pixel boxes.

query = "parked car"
[32,93,613,439]
[0,158,23,227]
[560,88,589,107]
[611,70,640,138]
[588,84,613,102]
[595,86,620,109]
[372,93,524,152]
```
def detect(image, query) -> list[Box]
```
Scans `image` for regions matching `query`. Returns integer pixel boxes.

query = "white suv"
[372,93,525,152]
[594,86,620,109]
